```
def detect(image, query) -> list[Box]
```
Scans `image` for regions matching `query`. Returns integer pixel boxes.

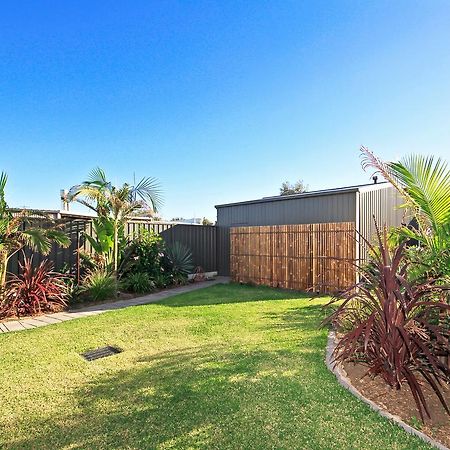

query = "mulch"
[343,361,450,448]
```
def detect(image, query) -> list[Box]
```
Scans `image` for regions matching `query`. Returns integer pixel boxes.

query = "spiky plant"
[1,257,69,318]
[164,242,194,277]
[0,172,70,289]
[326,227,450,422]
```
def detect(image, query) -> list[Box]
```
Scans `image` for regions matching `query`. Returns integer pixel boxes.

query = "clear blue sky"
[2,1,450,220]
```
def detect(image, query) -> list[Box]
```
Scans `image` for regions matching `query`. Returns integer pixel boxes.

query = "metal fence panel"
[6,219,220,276]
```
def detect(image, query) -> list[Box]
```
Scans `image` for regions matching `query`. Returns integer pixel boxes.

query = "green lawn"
[0,284,430,449]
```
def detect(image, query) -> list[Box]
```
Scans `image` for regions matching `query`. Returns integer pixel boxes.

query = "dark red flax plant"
[326,227,450,421]
[0,256,70,318]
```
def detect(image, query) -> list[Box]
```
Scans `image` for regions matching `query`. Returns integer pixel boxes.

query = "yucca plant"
[1,256,69,318]
[163,242,194,278]
[326,227,450,421]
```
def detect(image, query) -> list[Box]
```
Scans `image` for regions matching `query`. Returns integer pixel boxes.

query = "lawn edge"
[325,331,449,450]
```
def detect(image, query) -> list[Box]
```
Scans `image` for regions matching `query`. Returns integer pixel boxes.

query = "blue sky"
[1,1,450,220]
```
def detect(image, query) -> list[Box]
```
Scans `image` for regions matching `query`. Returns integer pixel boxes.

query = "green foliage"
[78,269,117,302]
[361,147,450,252]
[68,168,162,275]
[121,272,155,294]
[405,245,450,284]
[279,179,309,195]
[163,241,194,278]
[152,272,171,288]
[0,171,70,288]
[122,229,164,278]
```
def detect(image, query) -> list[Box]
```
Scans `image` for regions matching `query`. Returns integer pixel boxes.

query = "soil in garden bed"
[343,361,450,448]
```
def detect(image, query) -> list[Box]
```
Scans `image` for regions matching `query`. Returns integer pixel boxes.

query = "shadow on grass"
[11,345,325,450]
[10,292,331,449]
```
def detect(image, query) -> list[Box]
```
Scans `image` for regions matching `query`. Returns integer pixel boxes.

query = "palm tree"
[67,168,162,275]
[0,172,70,289]
[360,146,450,251]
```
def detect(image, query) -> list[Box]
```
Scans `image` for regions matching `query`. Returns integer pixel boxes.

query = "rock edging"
[326,331,449,450]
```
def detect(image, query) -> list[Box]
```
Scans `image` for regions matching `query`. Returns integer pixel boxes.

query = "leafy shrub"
[0,257,69,318]
[78,269,117,302]
[121,272,155,294]
[163,242,194,278]
[153,273,171,289]
[326,229,450,421]
[119,229,164,280]
[405,245,450,285]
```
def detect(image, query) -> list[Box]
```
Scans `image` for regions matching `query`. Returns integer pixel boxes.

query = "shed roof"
[215,182,391,209]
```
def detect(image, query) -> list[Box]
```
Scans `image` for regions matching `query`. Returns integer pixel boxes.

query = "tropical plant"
[360,147,450,253]
[121,229,164,278]
[121,272,155,294]
[0,172,70,289]
[326,228,450,421]
[1,256,69,318]
[163,242,194,278]
[78,269,117,302]
[67,168,162,276]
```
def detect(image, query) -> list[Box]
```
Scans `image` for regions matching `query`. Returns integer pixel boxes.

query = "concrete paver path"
[0,277,229,334]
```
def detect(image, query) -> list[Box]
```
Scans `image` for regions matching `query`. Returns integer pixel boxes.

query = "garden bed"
[343,361,450,448]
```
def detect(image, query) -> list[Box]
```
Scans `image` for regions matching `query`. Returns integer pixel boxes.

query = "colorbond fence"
[230,222,356,294]
[7,218,217,276]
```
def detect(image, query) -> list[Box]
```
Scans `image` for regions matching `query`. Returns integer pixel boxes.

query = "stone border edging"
[326,331,449,450]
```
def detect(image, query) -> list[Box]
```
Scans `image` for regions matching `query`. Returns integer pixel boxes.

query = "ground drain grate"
[81,346,122,361]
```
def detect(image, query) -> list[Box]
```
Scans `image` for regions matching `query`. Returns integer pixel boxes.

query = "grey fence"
[7,218,225,277]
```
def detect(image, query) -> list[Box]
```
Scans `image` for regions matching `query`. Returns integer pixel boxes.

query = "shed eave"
[215,182,391,209]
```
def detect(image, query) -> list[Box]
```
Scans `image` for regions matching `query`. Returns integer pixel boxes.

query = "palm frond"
[0,172,7,193]
[132,176,163,212]
[389,155,450,228]
[44,230,71,248]
[21,229,52,255]
[87,167,108,185]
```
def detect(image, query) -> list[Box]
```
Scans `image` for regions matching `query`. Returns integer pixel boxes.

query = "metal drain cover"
[81,345,122,361]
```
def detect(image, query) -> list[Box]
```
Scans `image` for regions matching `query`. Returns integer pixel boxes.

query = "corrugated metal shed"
[215,182,405,275]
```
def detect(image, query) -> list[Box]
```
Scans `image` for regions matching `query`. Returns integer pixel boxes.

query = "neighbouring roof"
[215,182,391,208]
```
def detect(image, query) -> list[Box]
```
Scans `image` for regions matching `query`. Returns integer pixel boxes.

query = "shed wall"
[216,192,357,275]
[358,187,406,260]
[217,192,357,227]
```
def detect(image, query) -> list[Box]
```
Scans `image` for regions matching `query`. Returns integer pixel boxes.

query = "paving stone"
[33,316,62,324]
[18,321,37,329]
[4,321,26,332]
[50,313,78,321]
[23,319,51,328]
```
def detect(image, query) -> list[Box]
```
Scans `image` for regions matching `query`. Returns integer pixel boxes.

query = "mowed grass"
[0,284,430,450]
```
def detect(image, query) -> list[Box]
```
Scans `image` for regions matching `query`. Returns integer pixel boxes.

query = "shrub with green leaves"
[121,272,155,294]
[121,229,164,279]
[78,269,117,302]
